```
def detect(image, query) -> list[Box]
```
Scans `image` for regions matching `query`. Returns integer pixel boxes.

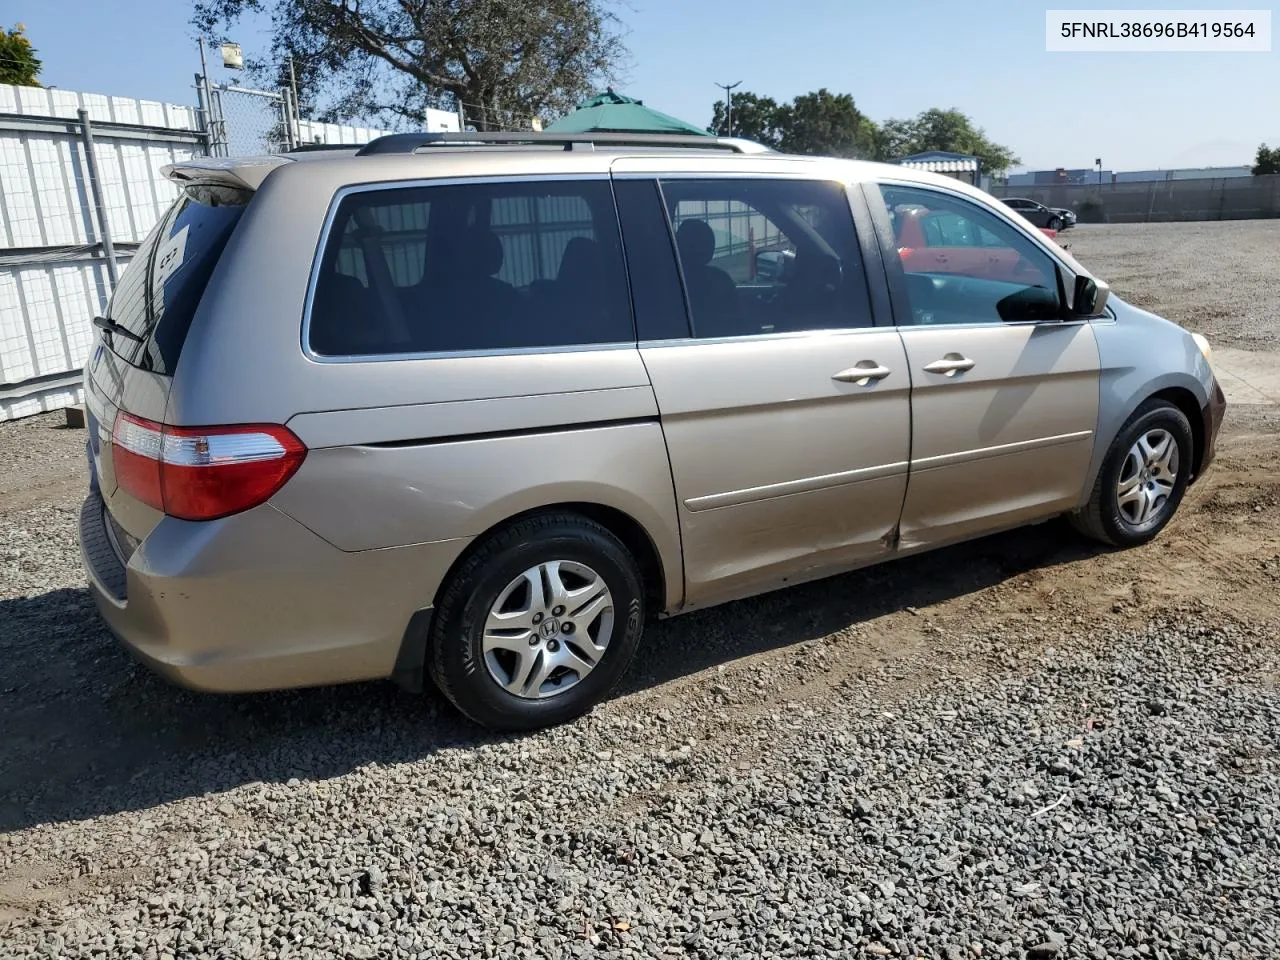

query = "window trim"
[301,172,636,364]
[617,173,888,347]
[861,178,1093,330]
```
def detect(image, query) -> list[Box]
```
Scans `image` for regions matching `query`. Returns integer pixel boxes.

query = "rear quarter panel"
[270,418,684,610]
[84,339,172,541]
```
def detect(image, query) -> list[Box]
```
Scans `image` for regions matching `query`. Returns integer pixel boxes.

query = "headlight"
[1191,332,1213,368]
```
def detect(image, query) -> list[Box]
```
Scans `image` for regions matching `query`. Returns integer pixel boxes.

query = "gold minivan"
[79,133,1225,730]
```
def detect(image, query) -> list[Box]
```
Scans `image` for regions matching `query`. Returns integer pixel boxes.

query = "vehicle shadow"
[0,520,1102,833]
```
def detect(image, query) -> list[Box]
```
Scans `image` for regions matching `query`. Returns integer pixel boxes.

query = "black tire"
[1070,399,1194,548]
[428,512,645,731]
[1047,216,1062,231]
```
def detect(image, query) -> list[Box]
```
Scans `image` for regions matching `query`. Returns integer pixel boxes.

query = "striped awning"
[897,158,979,173]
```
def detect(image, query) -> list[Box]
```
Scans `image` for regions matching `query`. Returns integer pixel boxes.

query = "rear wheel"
[1071,399,1193,547]
[428,513,645,731]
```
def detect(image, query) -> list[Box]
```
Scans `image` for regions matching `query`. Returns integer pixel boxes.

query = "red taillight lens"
[112,413,165,511]
[111,413,306,521]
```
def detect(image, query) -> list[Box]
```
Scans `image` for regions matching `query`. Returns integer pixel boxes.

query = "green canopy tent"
[544,89,709,135]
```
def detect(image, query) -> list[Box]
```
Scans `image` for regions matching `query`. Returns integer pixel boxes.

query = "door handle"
[923,354,975,376]
[832,362,892,385]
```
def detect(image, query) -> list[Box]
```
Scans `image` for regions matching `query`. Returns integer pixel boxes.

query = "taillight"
[111,412,306,521]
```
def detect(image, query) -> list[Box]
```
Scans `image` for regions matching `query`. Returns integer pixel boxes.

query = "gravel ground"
[1061,219,1280,351]
[2,607,1279,960]
[3,223,1280,958]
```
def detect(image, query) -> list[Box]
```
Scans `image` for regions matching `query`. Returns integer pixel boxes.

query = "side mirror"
[753,249,796,282]
[997,285,1062,323]
[1072,274,1110,317]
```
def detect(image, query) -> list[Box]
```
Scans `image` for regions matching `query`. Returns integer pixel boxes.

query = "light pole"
[1095,157,1103,186]
[715,81,742,136]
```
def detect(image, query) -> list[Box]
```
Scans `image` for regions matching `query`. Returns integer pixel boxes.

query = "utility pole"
[715,81,742,137]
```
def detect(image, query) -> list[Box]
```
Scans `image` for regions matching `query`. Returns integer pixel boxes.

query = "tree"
[0,23,41,86]
[193,0,628,130]
[877,107,1019,173]
[708,87,877,159]
[708,91,782,147]
[777,89,877,160]
[1252,143,1280,176]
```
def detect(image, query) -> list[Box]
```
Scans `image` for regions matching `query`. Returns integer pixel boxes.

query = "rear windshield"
[103,183,249,372]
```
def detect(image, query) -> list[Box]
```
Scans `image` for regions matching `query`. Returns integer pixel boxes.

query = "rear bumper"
[78,491,470,693]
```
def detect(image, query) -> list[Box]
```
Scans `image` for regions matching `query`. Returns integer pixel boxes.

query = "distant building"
[1007,165,1251,186]
[1006,168,1112,186]
[1114,166,1252,182]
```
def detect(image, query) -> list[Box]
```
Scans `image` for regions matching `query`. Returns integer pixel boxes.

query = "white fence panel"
[0,83,199,127]
[293,107,458,146]
[1,81,460,421]
[0,82,200,420]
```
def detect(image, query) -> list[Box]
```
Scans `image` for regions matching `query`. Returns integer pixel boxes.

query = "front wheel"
[428,513,645,731]
[1070,399,1193,547]
[1047,216,1062,231]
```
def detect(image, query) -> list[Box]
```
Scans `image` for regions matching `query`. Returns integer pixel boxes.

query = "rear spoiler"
[160,155,292,192]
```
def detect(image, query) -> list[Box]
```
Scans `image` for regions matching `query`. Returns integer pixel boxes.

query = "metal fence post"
[281,85,299,151]
[76,108,119,286]
[194,71,214,157]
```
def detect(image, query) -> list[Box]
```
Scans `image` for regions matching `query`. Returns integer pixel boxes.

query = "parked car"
[890,205,1066,283]
[1000,196,1076,229]
[79,132,1225,731]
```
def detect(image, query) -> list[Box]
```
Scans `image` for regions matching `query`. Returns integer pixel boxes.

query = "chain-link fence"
[456,101,540,132]
[204,82,294,157]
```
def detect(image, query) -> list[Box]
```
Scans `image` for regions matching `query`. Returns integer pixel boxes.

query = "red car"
[892,205,1061,286]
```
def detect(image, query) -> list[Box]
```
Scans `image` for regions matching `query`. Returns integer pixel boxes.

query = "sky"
[12,0,1280,172]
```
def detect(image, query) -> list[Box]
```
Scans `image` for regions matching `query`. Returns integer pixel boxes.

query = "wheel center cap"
[539,618,561,640]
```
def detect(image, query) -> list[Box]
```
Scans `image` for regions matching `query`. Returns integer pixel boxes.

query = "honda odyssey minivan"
[79,132,1226,730]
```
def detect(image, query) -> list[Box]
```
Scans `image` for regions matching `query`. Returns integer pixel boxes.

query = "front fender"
[1079,300,1215,506]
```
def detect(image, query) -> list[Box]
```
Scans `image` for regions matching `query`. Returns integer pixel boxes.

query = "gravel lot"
[1062,219,1280,351]
[2,221,1279,958]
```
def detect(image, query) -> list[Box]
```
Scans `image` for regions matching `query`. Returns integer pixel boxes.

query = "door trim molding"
[684,460,909,512]
[910,429,1093,473]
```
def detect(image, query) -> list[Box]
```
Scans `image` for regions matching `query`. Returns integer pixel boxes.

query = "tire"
[428,512,645,731]
[1047,216,1062,231]
[1070,399,1194,548]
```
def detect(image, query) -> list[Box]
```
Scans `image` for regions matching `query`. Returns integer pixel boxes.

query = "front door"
[611,171,911,608]
[869,181,1101,550]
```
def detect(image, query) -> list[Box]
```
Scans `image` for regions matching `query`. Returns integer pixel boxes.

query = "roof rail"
[355,131,772,157]
[287,142,360,153]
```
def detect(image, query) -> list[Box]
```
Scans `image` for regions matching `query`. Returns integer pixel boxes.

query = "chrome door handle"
[832,362,892,385]
[923,354,975,376]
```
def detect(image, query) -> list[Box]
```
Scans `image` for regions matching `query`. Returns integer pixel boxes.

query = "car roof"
[161,132,1004,204]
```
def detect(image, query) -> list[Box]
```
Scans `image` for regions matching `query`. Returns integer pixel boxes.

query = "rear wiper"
[93,315,145,344]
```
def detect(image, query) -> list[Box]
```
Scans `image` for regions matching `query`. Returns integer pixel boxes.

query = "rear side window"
[103,184,248,373]
[309,179,634,357]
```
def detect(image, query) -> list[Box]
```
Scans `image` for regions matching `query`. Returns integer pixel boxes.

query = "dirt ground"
[1,220,1278,951]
